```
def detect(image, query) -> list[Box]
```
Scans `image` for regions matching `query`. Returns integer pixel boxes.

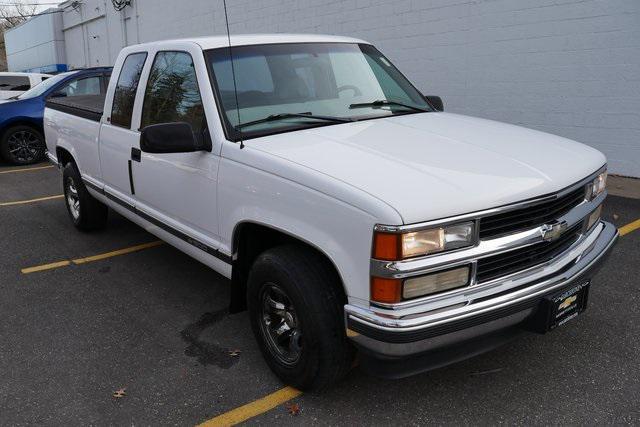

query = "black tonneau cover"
[46,94,105,122]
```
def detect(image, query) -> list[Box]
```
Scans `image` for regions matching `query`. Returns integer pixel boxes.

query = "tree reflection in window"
[111,52,147,128]
[141,51,205,140]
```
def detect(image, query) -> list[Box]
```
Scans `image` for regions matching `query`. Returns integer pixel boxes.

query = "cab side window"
[140,51,205,137]
[111,52,148,128]
[55,76,102,97]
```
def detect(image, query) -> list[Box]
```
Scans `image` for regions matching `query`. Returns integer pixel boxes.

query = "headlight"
[588,171,607,200]
[373,221,475,260]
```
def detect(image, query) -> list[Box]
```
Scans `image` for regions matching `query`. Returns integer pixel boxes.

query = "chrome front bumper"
[345,220,618,363]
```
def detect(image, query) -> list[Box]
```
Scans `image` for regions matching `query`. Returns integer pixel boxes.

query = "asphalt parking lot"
[1,161,639,426]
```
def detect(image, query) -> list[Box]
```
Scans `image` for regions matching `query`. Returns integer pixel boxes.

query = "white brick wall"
[61,0,640,176]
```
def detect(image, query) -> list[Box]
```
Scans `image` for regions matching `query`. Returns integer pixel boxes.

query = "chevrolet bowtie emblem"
[540,221,568,242]
[558,295,577,310]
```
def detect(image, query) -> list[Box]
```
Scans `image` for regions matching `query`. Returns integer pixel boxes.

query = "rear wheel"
[247,245,354,391]
[62,162,108,231]
[0,126,45,165]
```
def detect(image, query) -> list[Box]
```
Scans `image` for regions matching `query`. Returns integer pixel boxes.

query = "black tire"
[247,245,354,391]
[0,125,46,165]
[62,162,108,231]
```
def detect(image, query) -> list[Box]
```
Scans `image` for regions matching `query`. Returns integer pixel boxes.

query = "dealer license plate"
[545,281,590,331]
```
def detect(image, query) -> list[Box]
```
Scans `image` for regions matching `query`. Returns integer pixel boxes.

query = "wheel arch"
[0,119,44,139]
[55,146,75,167]
[229,220,348,313]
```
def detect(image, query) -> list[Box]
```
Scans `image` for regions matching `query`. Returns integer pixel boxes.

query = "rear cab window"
[111,52,148,128]
[0,76,31,91]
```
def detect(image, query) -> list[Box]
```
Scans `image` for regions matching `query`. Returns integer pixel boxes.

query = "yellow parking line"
[72,241,164,264]
[21,241,163,274]
[198,386,302,426]
[619,218,640,237]
[0,165,54,175]
[0,194,64,207]
[21,260,72,274]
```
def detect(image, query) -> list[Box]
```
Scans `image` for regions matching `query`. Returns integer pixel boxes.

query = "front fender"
[218,144,403,304]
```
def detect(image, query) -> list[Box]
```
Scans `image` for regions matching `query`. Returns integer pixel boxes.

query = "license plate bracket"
[528,281,590,333]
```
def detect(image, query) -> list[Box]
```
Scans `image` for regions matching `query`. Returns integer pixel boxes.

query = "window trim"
[140,49,208,134]
[110,52,149,129]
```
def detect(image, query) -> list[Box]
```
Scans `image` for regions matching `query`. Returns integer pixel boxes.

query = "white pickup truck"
[44,34,618,390]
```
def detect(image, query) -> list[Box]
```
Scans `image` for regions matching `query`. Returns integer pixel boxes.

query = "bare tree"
[0,1,39,70]
[0,24,7,71]
[0,1,39,29]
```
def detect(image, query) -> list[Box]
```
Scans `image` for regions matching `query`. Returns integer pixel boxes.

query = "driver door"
[132,49,221,241]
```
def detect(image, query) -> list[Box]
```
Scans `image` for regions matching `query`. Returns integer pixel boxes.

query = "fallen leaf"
[228,349,241,357]
[286,402,301,416]
[113,388,127,398]
[613,214,619,220]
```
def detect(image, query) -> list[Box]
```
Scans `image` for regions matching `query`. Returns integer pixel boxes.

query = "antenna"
[222,0,244,149]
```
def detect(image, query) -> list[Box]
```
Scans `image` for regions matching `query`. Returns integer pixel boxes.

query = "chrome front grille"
[370,168,606,310]
[476,221,583,283]
[479,187,586,239]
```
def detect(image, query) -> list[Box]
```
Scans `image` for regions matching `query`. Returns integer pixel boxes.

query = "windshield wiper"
[349,99,429,113]
[236,112,352,130]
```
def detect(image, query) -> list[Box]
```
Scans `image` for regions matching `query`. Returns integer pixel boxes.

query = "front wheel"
[0,126,46,165]
[247,245,354,391]
[63,162,108,231]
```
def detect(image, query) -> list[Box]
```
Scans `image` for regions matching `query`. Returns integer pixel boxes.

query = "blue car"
[0,67,112,165]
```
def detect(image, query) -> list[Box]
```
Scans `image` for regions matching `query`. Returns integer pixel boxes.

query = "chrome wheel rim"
[6,130,42,163]
[259,283,302,365]
[66,176,80,220]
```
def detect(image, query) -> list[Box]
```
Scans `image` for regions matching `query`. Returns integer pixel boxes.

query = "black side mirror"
[425,95,444,112]
[50,92,67,98]
[140,122,202,154]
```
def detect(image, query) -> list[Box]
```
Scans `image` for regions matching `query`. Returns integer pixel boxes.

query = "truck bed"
[45,94,105,122]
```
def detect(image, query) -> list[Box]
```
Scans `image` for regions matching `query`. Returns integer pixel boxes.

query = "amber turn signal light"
[372,232,401,261]
[371,277,402,304]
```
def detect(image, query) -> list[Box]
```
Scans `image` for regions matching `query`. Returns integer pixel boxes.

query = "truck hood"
[248,112,606,224]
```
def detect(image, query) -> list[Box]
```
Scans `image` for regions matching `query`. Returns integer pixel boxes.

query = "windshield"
[206,43,432,141]
[16,72,75,99]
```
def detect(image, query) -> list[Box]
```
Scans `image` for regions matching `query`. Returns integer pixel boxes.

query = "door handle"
[131,147,141,162]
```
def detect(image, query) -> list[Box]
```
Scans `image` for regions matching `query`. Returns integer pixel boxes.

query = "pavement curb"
[608,175,640,200]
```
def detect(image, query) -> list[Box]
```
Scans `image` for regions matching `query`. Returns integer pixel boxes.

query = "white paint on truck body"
[44,34,606,305]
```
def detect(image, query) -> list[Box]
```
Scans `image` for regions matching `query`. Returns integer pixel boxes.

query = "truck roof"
[131,34,370,51]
